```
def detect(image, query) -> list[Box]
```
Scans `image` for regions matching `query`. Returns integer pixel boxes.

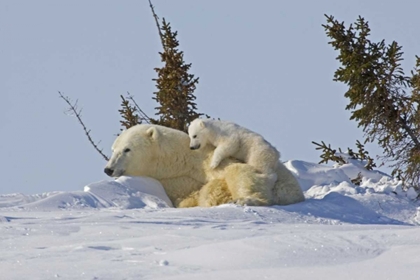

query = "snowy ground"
[1,159,420,280]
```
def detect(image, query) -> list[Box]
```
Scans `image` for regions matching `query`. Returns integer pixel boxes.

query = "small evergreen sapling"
[119,95,141,130]
[151,18,203,132]
[312,140,376,170]
[311,141,346,165]
[312,140,377,185]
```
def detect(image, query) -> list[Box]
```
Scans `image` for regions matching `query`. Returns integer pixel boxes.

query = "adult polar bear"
[104,124,304,207]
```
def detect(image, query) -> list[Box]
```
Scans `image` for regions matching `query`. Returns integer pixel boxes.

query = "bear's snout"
[104,167,114,176]
[190,144,200,150]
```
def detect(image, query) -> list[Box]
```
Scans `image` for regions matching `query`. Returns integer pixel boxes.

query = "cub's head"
[104,125,160,177]
[188,119,209,150]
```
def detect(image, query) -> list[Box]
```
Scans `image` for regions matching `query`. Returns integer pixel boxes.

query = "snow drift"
[1,159,418,225]
[1,159,420,280]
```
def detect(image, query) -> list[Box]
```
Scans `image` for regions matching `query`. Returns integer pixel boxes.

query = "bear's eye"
[124,148,131,153]
[192,135,197,139]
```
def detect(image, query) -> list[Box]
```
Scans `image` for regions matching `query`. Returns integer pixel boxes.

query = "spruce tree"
[118,95,141,130]
[62,1,206,160]
[323,15,420,188]
[151,18,202,132]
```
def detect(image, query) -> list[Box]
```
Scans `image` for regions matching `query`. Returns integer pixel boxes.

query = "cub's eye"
[192,135,197,139]
[124,148,131,153]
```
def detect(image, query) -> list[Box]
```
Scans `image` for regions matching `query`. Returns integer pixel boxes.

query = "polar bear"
[188,119,280,179]
[104,124,304,207]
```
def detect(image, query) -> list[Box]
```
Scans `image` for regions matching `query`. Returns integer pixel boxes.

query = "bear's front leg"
[210,144,233,169]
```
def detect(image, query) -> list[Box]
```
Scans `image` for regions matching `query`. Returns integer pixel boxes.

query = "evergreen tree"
[312,140,376,170]
[62,1,206,160]
[118,95,140,130]
[151,18,202,132]
[323,15,420,188]
[311,140,346,165]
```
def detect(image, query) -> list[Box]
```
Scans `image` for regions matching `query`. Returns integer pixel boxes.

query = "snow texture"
[1,160,420,279]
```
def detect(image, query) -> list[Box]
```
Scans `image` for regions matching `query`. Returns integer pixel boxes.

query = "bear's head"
[104,124,191,178]
[188,118,209,150]
[104,125,158,177]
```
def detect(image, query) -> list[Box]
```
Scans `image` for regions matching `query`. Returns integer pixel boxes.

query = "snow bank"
[1,159,420,279]
[1,159,418,225]
[85,176,173,208]
[285,159,419,225]
[0,176,172,211]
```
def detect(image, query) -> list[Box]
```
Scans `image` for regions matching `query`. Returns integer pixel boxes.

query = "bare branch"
[126,93,151,124]
[148,0,165,50]
[58,91,109,161]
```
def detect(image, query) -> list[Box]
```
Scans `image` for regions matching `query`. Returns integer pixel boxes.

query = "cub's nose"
[104,167,114,176]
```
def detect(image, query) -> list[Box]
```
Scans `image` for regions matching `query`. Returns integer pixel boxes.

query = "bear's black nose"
[190,144,200,150]
[104,167,114,176]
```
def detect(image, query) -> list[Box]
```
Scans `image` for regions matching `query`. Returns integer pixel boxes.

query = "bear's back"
[205,119,268,146]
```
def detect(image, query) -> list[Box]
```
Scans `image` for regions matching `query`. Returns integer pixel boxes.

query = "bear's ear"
[146,126,159,139]
[199,120,206,128]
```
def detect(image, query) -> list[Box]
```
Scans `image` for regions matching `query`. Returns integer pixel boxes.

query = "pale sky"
[2,0,420,194]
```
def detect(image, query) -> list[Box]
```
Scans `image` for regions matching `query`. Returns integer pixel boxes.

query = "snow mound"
[286,159,417,199]
[285,159,419,225]
[1,176,172,211]
[85,176,173,208]
[1,159,418,225]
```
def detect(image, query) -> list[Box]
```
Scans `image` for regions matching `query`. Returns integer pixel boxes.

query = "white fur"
[188,119,280,178]
[105,124,305,207]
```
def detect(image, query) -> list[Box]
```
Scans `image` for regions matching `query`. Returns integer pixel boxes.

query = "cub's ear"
[146,127,159,139]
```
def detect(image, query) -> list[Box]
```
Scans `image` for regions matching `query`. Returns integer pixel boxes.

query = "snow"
[1,160,420,279]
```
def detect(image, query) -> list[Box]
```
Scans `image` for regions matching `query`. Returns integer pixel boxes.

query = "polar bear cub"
[188,118,280,178]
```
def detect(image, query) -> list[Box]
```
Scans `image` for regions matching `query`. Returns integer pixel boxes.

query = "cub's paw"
[209,160,220,169]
